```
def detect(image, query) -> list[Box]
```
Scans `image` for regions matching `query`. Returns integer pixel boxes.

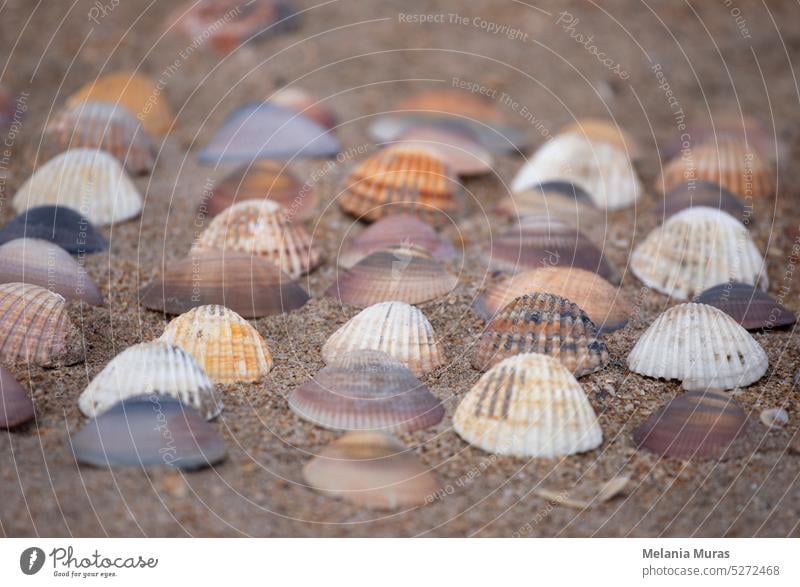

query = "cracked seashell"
[472,293,609,376]
[655,180,747,222]
[140,251,309,318]
[289,350,444,433]
[693,282,795,331]
[0,366,34,429]
[557,118,642,160]
[269,86,336,130]
[633,390,747,459]
[12,149,143,226]
[473,267,630,332]
[193,200,321,278]
[78,341,222,419]
[494,181,601,228]
[325,245,457,307]
[302,431,439,509]
[0,238,103,305]
[394,122,493,177]
[627,303,768,389]
[160,305,272,384]
[454,353,602,457]
[631,207,767,300]
[71,395,226,470]
[0,206,108,254]
[322,301,445,376]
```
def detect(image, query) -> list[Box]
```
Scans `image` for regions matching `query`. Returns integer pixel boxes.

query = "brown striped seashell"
[666,113,780,163]
[160,305,273,384]
[454,353,602,458]
[493,181,602,228]
[322,301,445,376]
[0,238,103,306]
[472,293,609,376]
[139,251,309,318]
[0,283,82,367]
[325,245,458,307]
[633,390,748,459]
[193,200,321,278]
[0,366,34,429]
[289,350,444,433]
[269,86,337,130]
[654,180,748,222]
[693,282,795,331]
[558,118,642,160]
[302,431,439,509]
[394,122,493,177]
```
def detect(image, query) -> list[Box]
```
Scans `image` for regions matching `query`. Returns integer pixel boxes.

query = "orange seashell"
[557,118,642,160]
[270,87,337,130]
[394,122,493,177]
[665,113,780,162]
[396,90,506,123]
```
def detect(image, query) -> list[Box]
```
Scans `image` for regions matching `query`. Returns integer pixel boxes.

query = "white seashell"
[760,407,788,429]
[454,353,602,458]
[631,207,767,300]
[627,303,768,390]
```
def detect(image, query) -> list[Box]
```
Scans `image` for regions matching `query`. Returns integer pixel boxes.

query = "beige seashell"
[533,476,630,509]
[493,181,602,229]
[558,118,642,160]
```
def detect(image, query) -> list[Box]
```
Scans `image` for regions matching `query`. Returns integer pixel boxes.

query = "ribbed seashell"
[0,283,82,367]
[66,71,174,135]
[654,180,747,222]
[472,293,609,376]
[557,118,642,160]
[325,245,457,307]
[627,303,768,389]
[633,390,747,459]
[494,181,601,228]
[397,90,507,123]
[657,138,774,199]
[473,267,630,333]
[511,134,643,210]
[160,305,272,384]
[43,101,156,175]
[394,122,493,177]
[302,431,439,509]
[289,350,444,433]
[322,301,445,376]
[12,149,143,226]
[0,238,103,305]
[631,207,767,300]
[454,353,602,457]
[71,395,226,470]
[193,200,321,278]
[139,251,309,318]
[338,145,459,227]
[0,206,108,254]
[338,214,457,269]
[0,366,34,429]
[78,341,222,420]
[665,114,779,162]
[269,86,336,130]
[693,282,795,331]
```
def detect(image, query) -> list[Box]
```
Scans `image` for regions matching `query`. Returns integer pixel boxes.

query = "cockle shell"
[78,341,222,420]
[160,305,273,384]
[269,86,336,130]
[454,353,602,458]
[394,122,493,177]
[397,90,507,123]
[627,303,768,390]
[0,206,108,254]
[12,148,143,226]
[557,118,642,160]
[631,207,767,300]
[289,350,444,433]
[0,366,34,429]
[322,301,445,376]
[493,181,602,229]
[665,113,779,162]
[472,293,609,376]
[693,282,795,330]
[654,181,747,222]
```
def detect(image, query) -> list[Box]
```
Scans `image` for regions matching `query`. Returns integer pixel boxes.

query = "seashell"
[325,245,458,307]
[633,390,747,459]
[534,476,630,509]
[494,181,601,228]
[337,213,457,269]
[396,90,507,123]
[338,145,459,227]
[631,207,767,300]
[760,407,788,429]
[66,71,174,135]
[627,303,768,389]
[78,341,222,420]
[473,266,630,332]
[43,101,156,175]
[197,102,340,164]
[192,199,321,278]
[269,86,336,130]
[0,366,35,429]
[71,395,226,470]
[302,431,439,509]
[557,118,642,160]
[393,122,493,177]
[0,206,108,254]
[0,283,82,367]
[666,114,779,163]
[160,305,272,384]
[511,134,643,210]
[472,293,609,376]
[654,180,747,221]
[454,353,602,457]
[322,301,445,376]
[694,282,795,331]
[12,148,143,226]
[139,251,309,318]
[289,350,444,433]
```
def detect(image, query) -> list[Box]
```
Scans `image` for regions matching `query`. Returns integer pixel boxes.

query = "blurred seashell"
[12,149,143,226]
[270,86,336,130]
[760,407,788,429]
[665,114,780,163]
[454,353,602,457]
[397,90,506,123]
[0,206,108,254]
[627,303,768,389]
[654,180,747,222]
[557,118,642,160]
[303,431,439,509]
[494,181,601,228]
[694,282,795,331]
[0,366,34,429]
[533,476,630,509]
[394,122,493,176]
[78,341,222,420]
[631,207,767,300]
[322,301,445,376]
